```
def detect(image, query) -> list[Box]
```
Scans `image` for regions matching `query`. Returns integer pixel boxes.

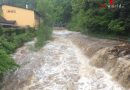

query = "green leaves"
[35,23,52,48]
[35,0,53,48]
[0,28,35,77]
[108,20,125,33]
[0,49,18,74]
[68,0,130,36]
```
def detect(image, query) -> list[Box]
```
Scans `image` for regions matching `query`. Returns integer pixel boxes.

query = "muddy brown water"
[1,30,126,90]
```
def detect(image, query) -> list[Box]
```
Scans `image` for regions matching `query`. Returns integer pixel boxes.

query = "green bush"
[0,49,18,75]
[0,28,36,81]
[0,29,36,54]
[35,23,52,48]
[68,9,110,34]
[108,20,125,33]
[68,0,130,37]
[68,10,89,32]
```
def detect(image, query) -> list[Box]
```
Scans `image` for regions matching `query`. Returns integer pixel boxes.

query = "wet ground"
[2,30,125,90]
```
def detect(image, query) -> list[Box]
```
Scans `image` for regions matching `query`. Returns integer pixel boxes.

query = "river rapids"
[2,30,126,90]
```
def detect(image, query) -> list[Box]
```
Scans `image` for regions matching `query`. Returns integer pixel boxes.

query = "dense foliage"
[68,0,130,37]
[36,0,72,27]
[50,0,72,26]
[41,0,130,37]
[0,28,36,85]
[35,0,53,48]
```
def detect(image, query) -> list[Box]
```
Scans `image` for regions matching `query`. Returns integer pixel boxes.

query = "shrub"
[108,20,125,34]
[68,9,110,34]
[0,49,18,75]
[0,28,36,80]
[35,23,52,48]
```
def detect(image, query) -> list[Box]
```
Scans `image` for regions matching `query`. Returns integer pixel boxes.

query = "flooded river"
[2,30,125,90]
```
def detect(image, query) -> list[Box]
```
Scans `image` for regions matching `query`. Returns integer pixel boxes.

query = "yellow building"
[0,4,40,28]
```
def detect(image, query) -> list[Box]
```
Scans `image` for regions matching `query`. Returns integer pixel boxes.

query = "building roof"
[0,16,16,25]
[1,3,32,10]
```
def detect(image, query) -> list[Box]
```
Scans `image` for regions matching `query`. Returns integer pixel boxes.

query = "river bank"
[68,30,130,89]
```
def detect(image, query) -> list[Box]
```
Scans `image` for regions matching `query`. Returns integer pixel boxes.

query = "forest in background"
[68,0,130,38]
[38,0,130,38]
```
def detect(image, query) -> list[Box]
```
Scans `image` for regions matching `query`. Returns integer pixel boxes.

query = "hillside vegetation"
[68,0,130,39]
[39,0,130,39]
[35,0,53,48]
[0,28,36,82]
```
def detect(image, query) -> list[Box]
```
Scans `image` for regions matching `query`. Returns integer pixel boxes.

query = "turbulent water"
[2,30,125,90]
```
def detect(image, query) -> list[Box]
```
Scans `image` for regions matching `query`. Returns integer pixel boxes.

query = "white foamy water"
[2,30,125,90]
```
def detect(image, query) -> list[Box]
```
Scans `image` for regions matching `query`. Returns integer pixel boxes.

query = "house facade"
[0,4,40,28]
